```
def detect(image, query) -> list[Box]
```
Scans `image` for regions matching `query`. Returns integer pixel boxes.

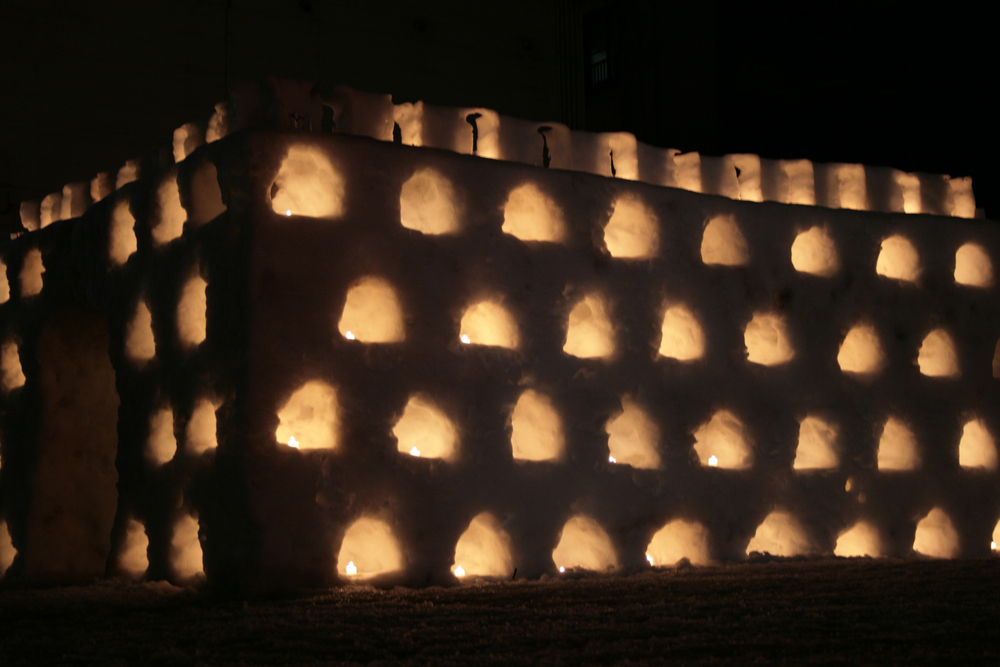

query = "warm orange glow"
[393,395,458,461]
[669,150,702,193]
[337,516,403,580]
[693,410,751,469]
[993,519,1000,551]
[20,248,45,297]
[877,417,920,471]
[917,329,959,378]
[0,261,8,304]
[790,226,839,277]
[646,519,710,566]
[501,183,565,243]
[393,101,424,147]
[954,243,993,287]
[658,304,705,361]
[459,300,519,349]
[108,199,137,266]
[338,277,405,343]
[731,154,763,202]
[275,380,338,450]
[781,159,815,206]
[1,341,25,393]
[177,273,208,349]
[187,396,221,455]
[563,294,615,359]
[40,192,62,227]
[958,419,998,470]
[552,515,618,572]
[171,512,204,579]
[895,172,921,214]
[119,517,149,576]
[146,405,177,466]
[0,520,14,578]
[793,416,840,471]
[399,168,460,235]
[744,313,795,366]
[912,508,960,559]
[948,176,976,219]
[452,512,514,578]
[700,214,749,266]
[206,102,228,143]
[605,398,660,469]
[20,201,40,231]
[834,520,882,557]
[116,160,140,189]
[603,196,659,259]
[457,108,500,159]
[270,145,344,219]
[831,163,867,210]
[510,389,563,462]
[151,174,186,246]
[172,122,203,163]
[876,235,921,283]
[837,324,884,376]
[125,300,156,366]
[746,511,811,557]
[91,173,112,203]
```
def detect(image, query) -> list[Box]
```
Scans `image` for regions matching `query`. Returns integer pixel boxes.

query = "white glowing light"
[344,330,356,340]
[558,567,566,573]
[646,553,654,566]
[993,541,997,550]
[345,561,357,576]
[608,455,617,464]
[410,446,421,457]
[288,436,300,449]
[460,334,471,344]
[454,565,466,577]
[285,209,291,217]
[708,455,719,467]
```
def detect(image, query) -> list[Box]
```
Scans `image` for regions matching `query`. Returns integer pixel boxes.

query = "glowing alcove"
[119,517,150,576]
[337,516,403,580]
[275,380,338,450]
[746,511,811,557]
[0,520,14,578]
[954,243,993,287]
[0,261,8,304]
[917,329,960,378]
[645,519,710,566]
[20,248,45,297]
[1,341,26,393]
[394,395,458,460]
[605,398,660,469]
[177,273,208,349]
[793,416,840,471]
[501,182,565,243]
[108,199,137,266]
[551,515,618,572]
[700,214,749,266]
[895,172,921,214]
[658,304,705,361]
[146,405,177,465]
[452,512,514,578]
[834,521,882,558]
[563,294,615,359]
[912,508,960,559]
[510,389,564,462]
[877,417,920,471]
[337,277,405,343]
[790,226,839,277]
[171,512,204,579]
[958,419,998,470]
[187,396,221,455]
[875,235,921,283]
[270,145,344,218]
[459,300,518,349]
[837,324,884,375]
[692,410,752,469]
[603,196,659,259]
[399,168,460,235]
[832,163,868,210]
[151,174,186,246]
[125,300,156,366]
[744,313,795,366]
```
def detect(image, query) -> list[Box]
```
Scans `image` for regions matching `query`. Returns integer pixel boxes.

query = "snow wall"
[1,79,998,594]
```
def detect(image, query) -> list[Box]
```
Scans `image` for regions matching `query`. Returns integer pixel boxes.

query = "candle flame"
[288,436,300,449]
[285,209,292,216]
[460,334,471,344]
[646,553,654,566]
[345,330,356,340]
[410,446,421,457]
[454,565,466,577]
[345,561,357,575]
[558,566,565,573]
[708,455,719,467]
[608,455,617,463]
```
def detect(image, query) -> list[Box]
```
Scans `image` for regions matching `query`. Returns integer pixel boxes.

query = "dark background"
[1,0,994,234]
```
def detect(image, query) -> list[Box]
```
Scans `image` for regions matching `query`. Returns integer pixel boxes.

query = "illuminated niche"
[895,172,921,214]
[645,519,710,567]
[790,226,839,277]
[1,341,26,393]
[781,159,815,206]
[832,163,867,210]
[108,198,137,266]
[551,515,618,572]
[603,196,659,259]
[177,272,208,349]
[744,313,795,366]
[793,416,839,471]
[501,183,565,243]
[958,419,998,470]
[837,324,884,376]
[270,145,344,218]
[877,417,920,471]
[125,299,156,366]
[151,173,186,246]
[0,520,14,578]
[275,380,338,450]
[394,394,458,460]
[146,405,177,466]
[700,214,749,266]
[605,398,660,469]
[337,277,405,343]
[337,516,403,580]
[746,511,811,557]
[399,168,460,235]
[917,329,959,378]
[912,508,960,559]
[0,261,8,304]
[563,294,615,359]
[658,304,705,361]
[834,521,882,558]
[20,248,45,297]
[452,512,514,578]
[509,389,563,462]
[459,300,518,349]
[119,517,149,576]
[692,410,751,469]
[171,512,204,579]
[875,235,921,283]
[954,243,993,287]
[186,396,221,455]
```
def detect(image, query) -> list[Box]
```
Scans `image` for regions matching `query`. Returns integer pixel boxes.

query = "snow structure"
[1,77,998,593]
